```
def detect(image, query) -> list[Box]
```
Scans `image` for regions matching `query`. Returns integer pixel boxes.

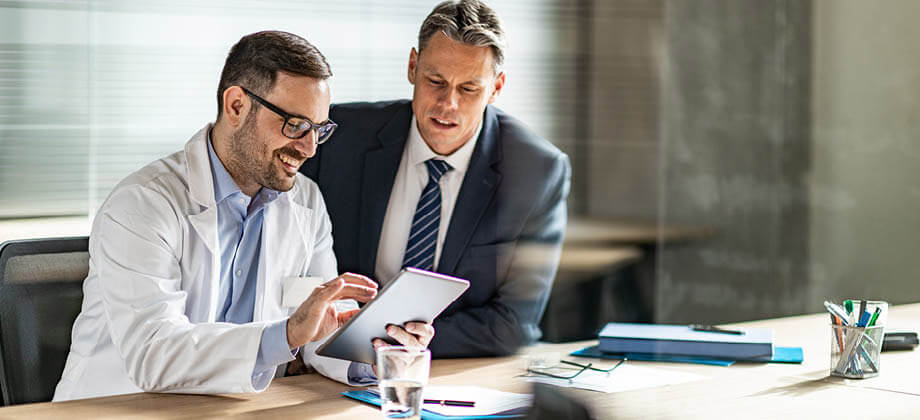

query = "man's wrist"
[254,319,297,376]
[286,318,300,349]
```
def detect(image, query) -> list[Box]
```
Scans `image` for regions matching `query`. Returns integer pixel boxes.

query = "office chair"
[0,237,89,406]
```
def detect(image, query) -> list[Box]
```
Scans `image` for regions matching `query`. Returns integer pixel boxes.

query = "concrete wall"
[655,0,813,323]
[584,0,663,218]
[649,0,920,323]
[807,0,920,306]
[554,0,920,325]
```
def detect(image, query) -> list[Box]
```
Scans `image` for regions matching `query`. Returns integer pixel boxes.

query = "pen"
[823,301,850,325]
[831,314,845,353]
[689,324,744,335]
[851,305,881,374]
[424,399,476,407]
[856,342,878,372]
[844,300,855,325]
[867,307,881,327]
[858,300,868,326]
[853,307,884,373]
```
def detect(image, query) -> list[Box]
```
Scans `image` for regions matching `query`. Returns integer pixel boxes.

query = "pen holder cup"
[830,325,884,379]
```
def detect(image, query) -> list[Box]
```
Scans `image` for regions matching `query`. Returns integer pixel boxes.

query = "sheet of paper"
[524,363,707,393]
[405,385,532,416]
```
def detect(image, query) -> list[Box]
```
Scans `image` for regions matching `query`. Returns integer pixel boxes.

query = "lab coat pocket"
[281,276,324,310]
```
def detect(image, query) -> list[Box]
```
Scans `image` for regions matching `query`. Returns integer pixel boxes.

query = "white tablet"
[316,267,470,364]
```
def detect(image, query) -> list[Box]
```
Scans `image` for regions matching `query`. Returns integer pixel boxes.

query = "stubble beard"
[227,110,295,193]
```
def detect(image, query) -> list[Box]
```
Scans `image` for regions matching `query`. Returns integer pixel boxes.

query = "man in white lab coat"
[53,31,434,401]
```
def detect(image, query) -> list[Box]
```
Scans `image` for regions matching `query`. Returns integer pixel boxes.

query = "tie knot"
[425,159,452,181]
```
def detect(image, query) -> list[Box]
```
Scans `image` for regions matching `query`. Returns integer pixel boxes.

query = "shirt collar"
[406,115,482,174]
[206,128,282,205]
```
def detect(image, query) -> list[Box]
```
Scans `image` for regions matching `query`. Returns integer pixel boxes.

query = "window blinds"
[0,0,580,218]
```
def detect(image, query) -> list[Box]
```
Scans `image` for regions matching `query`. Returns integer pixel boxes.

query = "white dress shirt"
[374,116,482,284]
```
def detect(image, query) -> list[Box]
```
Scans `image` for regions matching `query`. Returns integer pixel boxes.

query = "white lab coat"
[54,125,354,401]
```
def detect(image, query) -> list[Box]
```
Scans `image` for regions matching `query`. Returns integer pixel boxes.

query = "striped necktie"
[403,158,452,271]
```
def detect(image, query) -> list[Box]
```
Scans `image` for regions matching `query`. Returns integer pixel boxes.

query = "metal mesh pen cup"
[830,324,884,379]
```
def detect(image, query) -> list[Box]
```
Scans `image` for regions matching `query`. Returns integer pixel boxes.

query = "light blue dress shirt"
[206,137,293,380]
[208,134,376,385]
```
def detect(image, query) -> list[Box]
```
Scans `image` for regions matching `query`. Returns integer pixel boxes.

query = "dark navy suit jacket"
[301,100,571,357]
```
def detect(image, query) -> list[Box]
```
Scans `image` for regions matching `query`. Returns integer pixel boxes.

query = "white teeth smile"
[434,118,454,125]
[279,154,299,167]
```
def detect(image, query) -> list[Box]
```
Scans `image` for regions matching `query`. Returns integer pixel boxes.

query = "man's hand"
[286,273,377,349]
[372,322,435,349]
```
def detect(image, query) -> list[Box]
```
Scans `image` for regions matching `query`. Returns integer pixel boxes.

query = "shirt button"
[239,198,245,204]
[235,270,242,277]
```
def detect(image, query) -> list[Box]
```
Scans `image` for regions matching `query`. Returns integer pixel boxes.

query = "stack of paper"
[343,385,532,419]
[421,386,532,417]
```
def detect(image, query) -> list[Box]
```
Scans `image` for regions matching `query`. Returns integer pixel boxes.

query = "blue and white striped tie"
[403,159,452,270]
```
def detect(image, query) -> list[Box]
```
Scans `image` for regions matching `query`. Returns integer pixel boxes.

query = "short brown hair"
[216,31,332,119]
[418,0,506,73]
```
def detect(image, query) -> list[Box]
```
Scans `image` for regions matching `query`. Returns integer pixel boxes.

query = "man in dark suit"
[301,0,570,357]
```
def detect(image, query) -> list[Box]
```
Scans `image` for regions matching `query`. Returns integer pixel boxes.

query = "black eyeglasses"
[525,358,626,383]
[241,87,337,144]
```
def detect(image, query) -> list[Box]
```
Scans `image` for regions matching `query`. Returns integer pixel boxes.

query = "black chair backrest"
[0,237,89,406]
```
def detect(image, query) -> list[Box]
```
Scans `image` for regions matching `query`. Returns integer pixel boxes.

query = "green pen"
[853,307,883,375]
[844,300,855,325]
[867,307,881,327]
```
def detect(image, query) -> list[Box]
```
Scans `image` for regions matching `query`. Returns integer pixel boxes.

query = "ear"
[407,47,419,85]
[221,86,250,128]
[487,71,506,104]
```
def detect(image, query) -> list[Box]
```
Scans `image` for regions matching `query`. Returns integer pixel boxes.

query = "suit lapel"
[439,106,502,274]
[358,104,412,275]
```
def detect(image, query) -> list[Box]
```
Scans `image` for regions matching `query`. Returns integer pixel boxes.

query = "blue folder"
[571,345,803,366]
[599,323,775,360]
[342,390,528,420]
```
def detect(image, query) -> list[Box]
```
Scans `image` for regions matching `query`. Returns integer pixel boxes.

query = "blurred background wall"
[807,0,920,314]
[655,0,813,323]
[1,0,918,326]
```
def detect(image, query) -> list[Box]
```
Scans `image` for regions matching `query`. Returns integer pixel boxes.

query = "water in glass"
[380,378,424,419]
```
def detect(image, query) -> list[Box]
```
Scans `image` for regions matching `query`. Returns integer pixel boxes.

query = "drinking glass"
[376,346,431,419]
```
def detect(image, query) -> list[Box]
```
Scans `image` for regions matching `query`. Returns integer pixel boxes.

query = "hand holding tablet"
[373,321,436,350]
[316,267,470,364]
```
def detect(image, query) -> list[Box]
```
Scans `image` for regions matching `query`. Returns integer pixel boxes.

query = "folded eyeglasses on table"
[522,357,627,383]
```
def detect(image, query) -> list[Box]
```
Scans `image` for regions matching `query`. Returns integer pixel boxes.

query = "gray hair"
[417,0,506,74]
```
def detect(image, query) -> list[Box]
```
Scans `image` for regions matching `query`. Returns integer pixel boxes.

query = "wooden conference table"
[3,304,919,419]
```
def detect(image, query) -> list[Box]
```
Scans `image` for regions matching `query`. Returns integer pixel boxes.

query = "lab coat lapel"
[184,125,222,321]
